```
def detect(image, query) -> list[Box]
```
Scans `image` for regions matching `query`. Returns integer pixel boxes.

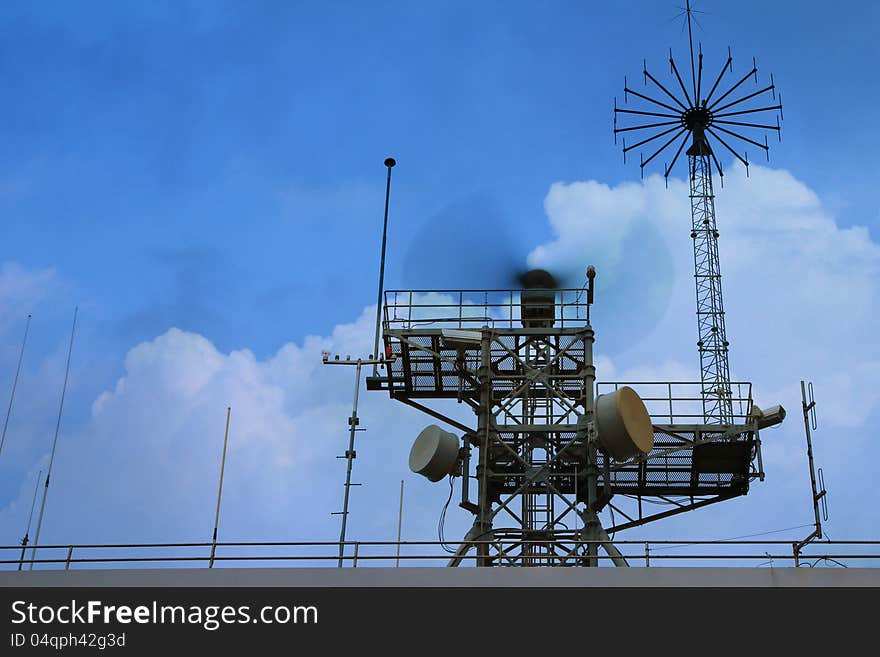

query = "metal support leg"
[447,523,494,567]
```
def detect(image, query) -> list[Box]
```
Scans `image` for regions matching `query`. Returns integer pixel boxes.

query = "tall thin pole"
[209,406,232,569]
[18,469,42,570]
[685,0,697,102]
[395,479,404,567]
[372,157,396,377]
[30,306,78,569]
[338,360,364,567]
[0,314,32,459]
[797,381,824,545]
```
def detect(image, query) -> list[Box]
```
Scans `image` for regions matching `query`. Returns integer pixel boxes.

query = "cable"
[651,523,815,552]
[438,476,457,554]
[807,557,848,569]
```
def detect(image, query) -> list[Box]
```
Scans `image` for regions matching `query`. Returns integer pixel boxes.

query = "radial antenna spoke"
[713,104,783,119]
[614,120,682,134]
[713,119,781,130]
[706,129,750,168]
[708,67,758,110]
[709,148,725,178]
[624,125,684,153]
[641,128,687,169]
[643,68,688,110]
[712,84,776,113]
[669,55,694,107]
[623,87,682,113]
[711,124,770,151]
[615,107,681,119]
[703,55,733,105]
[664,131,692,178]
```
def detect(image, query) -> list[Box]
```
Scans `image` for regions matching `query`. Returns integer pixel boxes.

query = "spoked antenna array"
[612,1,787,424]
[613,1,783,185]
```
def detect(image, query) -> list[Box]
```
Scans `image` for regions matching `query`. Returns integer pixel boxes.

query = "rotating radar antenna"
[612,1,784,423]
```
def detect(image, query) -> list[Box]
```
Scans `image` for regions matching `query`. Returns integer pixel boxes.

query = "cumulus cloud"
[0,302,472,556]
[529,163,880,539]
[3,162,877,555]
[530,163,880,427]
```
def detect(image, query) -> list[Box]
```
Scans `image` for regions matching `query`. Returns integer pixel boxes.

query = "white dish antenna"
[595,386,654,461]
[409,425,460,482]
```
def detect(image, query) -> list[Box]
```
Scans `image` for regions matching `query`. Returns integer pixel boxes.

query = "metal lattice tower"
[371,281,765,567]
[689,152,732,422]
[613,1,783,423]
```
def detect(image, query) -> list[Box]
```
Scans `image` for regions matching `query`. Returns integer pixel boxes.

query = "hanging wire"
[438,476,457,554]
[650,523,815,552]
[807,557,848,568]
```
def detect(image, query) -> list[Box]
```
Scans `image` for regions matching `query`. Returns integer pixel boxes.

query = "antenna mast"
[794,380,828,565]
[0,314,32,459]
[613,0,784,423]
[323,354,384,567]
[209,406,232,568]
[372,157,397,377]
[18,469,42,570]
[29,306,78,569]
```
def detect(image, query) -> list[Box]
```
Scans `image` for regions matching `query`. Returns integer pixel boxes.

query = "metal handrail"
[597,381,754,424]
[382,289,590,330]
[3,539,878,570]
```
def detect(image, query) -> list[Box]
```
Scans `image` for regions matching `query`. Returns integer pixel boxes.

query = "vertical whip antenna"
[29,306,78,569]
[18,469,42,570]
[0,314,31,459]
[794,381,829,566]
[373,157,397,377]
[209,406,232,569]
[396,479,404,567]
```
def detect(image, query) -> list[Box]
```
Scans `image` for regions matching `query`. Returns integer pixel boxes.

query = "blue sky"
[0,1,878,564]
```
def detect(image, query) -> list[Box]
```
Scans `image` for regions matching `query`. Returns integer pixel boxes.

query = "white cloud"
[0,302,471,555]
[529,163,880,539]
[3,162,877,555]
[531,163,880,429]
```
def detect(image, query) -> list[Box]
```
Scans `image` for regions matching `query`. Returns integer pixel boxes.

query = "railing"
[383,289,590,330]
[597,381,754,425]
[3,540,877,570]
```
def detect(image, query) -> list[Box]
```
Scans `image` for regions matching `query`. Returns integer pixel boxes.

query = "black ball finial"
[384,157,396,168]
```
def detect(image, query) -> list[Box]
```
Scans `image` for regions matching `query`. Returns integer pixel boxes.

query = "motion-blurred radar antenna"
[369,262,783,566]
[613,0,784,423]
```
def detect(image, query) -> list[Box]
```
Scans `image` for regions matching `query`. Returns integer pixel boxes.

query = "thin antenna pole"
[0,314,32,459]
[372,157,397,377]
[685,0,697,102]
[18,469,42,570]
[30,306,78,569]
[209,406,232,569]
[800,382,822,538]
[338,360,364,567]
[396,479,404,567]
[794,380,826,565]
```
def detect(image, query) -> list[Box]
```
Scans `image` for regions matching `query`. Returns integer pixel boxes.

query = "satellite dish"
[409,425,460,482]
[595,386,654,461]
